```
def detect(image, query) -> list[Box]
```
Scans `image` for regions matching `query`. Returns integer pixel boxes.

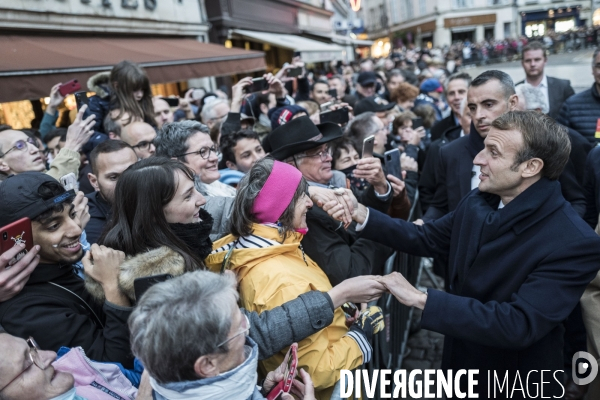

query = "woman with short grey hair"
[129,270,316,400]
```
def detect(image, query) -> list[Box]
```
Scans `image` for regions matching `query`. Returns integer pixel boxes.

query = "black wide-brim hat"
[263,115,343,161]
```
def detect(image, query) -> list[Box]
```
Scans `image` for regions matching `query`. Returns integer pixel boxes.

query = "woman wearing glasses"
[206,158,386,400]
[87,156,384,364]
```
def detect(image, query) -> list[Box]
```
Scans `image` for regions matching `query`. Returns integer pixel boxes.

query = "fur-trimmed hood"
[85,246,185,303]
[87,71,112,98]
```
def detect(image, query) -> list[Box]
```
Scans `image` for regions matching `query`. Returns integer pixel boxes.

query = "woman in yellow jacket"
[206,158,381,400]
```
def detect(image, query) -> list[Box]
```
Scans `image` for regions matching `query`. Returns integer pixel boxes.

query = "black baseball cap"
[353,96,396,116]
[0,172,75,227]
[357,71,378,86]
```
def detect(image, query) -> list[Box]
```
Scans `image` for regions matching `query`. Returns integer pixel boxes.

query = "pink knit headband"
[252,161,303,224]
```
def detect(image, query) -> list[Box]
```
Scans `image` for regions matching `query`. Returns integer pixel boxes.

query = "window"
[404,0,413,19]
[452,0,472,9]
[419,0,427,15]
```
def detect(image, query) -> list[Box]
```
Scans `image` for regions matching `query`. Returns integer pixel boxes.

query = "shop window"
[525,22,545,37]
[555,18,575,32]
[594,9,600,26]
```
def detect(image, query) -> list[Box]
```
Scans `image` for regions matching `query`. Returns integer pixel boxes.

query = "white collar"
[527,74,548,88]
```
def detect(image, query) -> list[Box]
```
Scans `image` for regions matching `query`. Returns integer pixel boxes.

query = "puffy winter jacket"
[557,83,600,144]
[206,224,365,400]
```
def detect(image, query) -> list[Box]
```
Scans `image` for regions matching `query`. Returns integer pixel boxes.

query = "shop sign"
[444,14,496,28]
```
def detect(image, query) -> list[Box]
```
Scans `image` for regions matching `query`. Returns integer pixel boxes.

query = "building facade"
[359,0,593,50]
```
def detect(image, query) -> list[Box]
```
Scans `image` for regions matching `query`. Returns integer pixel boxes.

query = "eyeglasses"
[297,147,332,162]
[0,337,44,393]
[217,315,250,348]
[132,140,155,151]
[176,145,220,160]
[0,137,37,157]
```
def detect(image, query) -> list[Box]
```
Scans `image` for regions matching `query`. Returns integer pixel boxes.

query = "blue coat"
[361,178,600,397]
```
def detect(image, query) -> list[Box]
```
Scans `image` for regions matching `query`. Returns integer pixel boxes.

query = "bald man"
[121,121,156,159]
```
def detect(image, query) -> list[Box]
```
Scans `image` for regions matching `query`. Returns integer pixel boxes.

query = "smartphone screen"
[328,88,338,98]
[287,67,303,78]
[245,78,267,93]
[362,135,375,158]
[162,97,179,107]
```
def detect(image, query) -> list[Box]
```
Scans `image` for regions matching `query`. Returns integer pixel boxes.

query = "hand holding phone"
[287,67,303,78]
[58,79,82,97]
[0,218,34,268]
[266,344,298,400]
[244,78,268,93]
[362,135,375,159]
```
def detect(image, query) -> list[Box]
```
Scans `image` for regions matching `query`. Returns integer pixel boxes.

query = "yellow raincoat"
[205,224,363,400]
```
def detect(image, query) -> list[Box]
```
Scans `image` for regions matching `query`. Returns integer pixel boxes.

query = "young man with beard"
[0,173,133,368]
[86,140,139,244]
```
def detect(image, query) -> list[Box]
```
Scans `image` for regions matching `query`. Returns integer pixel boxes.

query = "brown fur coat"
[85,246,185,303]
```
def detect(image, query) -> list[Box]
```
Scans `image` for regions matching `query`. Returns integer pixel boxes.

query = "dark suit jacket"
[418,125,462,213]
[361,179,600,397]
[430,113,458,142]
[424,124,586,220]
[516,76,574,119]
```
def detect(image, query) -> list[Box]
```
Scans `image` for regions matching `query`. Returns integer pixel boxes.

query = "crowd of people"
[0,37,600,400]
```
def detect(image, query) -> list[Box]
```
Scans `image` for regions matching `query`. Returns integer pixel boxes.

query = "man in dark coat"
[583,145,600,229]
[264,116,393,286]
[0,173,134,368]
[85,140,138,244]
[517,41,575,119]
[429,72,471,142]
[323,111,600,398]
[425,70,586,221]
[557,48,600,144]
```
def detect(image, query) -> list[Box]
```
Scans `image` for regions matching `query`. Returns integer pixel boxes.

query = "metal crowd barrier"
[360,190,433,399]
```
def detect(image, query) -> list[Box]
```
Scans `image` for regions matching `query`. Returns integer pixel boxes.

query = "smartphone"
[341,302,358,319]
[60,173,79,191]
[328,88,338,98]
[287,67,303,78]
[161,97,179,107]
[319,107,349,125]
[293,51,302,58]
[266,343,298,400]
[133,274,174,301]
[244,78,268,93]
[74,91,89,111]
[0,218,34,267]
[58,79,81,97]
[362,135,375,158]
[411,117,424,130]
[384,149,402,180]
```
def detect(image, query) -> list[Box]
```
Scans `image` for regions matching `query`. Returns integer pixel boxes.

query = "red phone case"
[266,344,298,400]
[0,218,33,267]
[58,79,81,97]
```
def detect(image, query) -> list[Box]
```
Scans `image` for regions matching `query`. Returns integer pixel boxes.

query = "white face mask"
[150,338,259,400]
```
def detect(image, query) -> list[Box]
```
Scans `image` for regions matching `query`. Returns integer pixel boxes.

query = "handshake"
[329,272,429,318]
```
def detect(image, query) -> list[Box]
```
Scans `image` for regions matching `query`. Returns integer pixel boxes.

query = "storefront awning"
[0,36,266,103]
[230,29,344,63]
